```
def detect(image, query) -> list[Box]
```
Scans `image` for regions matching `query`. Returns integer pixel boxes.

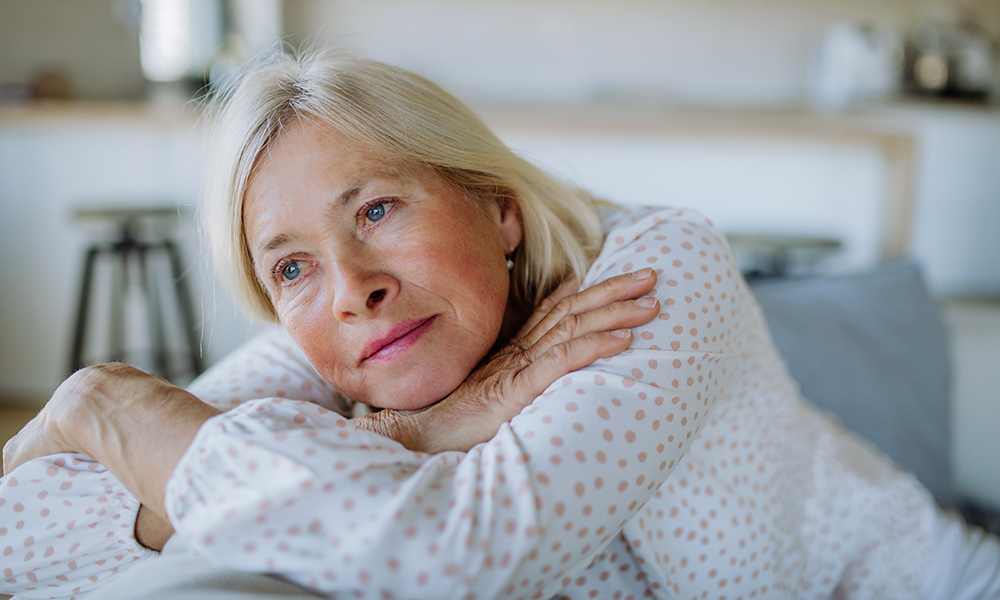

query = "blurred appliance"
[904,17,995,99]
[811,21,902,109]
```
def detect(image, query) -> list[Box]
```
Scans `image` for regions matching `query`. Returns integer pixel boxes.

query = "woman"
[3,47,999,600]
[0,47,671,599]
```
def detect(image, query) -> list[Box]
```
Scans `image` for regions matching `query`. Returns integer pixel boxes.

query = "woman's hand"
[2,406,70,477]
[2,372,96,476]
[355,268,659,453]
[3,365,217,551]
[3,364,220,524]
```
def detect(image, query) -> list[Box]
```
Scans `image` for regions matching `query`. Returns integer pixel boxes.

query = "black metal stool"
[69,206,204,383]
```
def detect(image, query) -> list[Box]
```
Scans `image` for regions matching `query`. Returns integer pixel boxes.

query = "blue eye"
[281,261,301,281]
[365,203,386,222]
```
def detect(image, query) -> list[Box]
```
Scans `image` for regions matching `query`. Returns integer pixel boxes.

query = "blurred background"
[0,0,998,511]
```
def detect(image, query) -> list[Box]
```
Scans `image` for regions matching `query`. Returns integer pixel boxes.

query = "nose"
[330,255,398,323]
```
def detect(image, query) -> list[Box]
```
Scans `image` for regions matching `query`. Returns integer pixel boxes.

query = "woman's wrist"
[51,367,123,459]
[135,504,175,551]
[51,364,221,517]
[354,395,504,454]
[354,408,425,451]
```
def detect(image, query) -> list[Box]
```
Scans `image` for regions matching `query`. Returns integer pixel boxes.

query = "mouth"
[360,316,438,365]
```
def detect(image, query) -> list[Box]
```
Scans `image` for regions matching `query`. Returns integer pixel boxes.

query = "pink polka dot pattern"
[0,454,156,598]
[584,207,935,600]
[0,328,350,599]
[0,207,937,599]
[550,534,657,600]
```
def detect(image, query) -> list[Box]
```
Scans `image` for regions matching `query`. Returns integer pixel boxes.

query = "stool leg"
[108,246,129,364]
[138,244,170,379]
[164,240,204,376]
[69,246,100,375]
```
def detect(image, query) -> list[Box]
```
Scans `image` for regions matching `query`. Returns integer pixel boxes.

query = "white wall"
[5,0,1000,104]
[494,129,886,274]
[0,0,145,100]
[283,0,1000,108]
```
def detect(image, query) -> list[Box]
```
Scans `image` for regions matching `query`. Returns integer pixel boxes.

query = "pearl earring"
[506,246,515,271]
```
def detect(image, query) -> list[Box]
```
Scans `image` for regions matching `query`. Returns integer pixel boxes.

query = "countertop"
[2,97,998,131]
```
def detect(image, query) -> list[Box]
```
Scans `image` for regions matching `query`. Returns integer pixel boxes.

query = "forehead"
[242,119,468,248]
[246,119,428,212]
[256,118,404,183]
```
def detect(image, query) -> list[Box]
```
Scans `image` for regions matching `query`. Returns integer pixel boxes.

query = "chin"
[358,369,467,411]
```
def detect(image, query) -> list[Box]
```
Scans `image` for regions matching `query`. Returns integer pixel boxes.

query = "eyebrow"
[258,232,295,254]
[325,180,366,222]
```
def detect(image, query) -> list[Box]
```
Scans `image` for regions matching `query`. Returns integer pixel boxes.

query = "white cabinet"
[943,300,1000,509]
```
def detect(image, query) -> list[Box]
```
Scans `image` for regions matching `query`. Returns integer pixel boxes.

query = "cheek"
[276,288,323,340]
[421,239,508,322]
[278,292,349,374]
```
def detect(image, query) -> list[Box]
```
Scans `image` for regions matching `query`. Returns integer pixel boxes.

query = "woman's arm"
[4,270,655,515]
[0,455,160,600]
[0,269,656,599]
[0,326,353,599]
[0,368,217,600]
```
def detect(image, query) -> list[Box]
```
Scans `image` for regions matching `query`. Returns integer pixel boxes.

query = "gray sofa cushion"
[748,261,955,507]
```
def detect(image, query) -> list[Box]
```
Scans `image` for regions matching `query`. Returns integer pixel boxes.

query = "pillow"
[748,261,956,507]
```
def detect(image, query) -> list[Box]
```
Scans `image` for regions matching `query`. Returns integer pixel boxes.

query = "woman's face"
[244,119,522,409]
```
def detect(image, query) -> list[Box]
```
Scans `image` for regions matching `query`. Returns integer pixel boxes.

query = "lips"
[360,316,438,364]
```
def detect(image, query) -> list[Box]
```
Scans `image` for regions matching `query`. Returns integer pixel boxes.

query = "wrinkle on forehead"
[243,117,469,261]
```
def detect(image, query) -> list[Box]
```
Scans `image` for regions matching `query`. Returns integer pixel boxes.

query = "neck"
[491,295,532,355]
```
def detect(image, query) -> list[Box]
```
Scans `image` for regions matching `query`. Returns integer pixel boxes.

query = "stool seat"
[70,205,204,383]
[726,232,843,279]
[74,206,183,221]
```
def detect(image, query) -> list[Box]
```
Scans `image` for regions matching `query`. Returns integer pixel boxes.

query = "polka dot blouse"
[0,207,938,600]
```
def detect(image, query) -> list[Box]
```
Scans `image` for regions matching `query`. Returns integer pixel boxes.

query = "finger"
[520,269,657,348]
[524,296,659,363]
[551,269,657,316]
[516,275,580,338]
[507,330,634,409]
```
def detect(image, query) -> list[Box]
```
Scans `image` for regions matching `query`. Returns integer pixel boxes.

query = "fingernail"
[635,296,657,308]
[612,329,632,338]
[632,268,654,280]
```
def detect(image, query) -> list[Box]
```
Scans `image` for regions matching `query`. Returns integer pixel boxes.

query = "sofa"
[748,259,997,531]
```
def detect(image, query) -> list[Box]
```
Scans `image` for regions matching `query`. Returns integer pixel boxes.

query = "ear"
[496,195,523,254]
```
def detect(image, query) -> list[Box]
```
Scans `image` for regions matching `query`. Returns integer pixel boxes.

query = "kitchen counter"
[3,96,998,128]
[0,100,201,127]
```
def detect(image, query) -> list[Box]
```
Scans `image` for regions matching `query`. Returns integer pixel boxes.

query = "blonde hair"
[202,47,605,322]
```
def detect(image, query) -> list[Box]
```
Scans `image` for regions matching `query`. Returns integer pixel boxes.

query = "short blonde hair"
[201,47,605,322]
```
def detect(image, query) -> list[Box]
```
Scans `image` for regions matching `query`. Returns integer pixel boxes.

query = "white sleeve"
[164,206,743,600]
[0,327,347,600]
[0,455,157,600]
